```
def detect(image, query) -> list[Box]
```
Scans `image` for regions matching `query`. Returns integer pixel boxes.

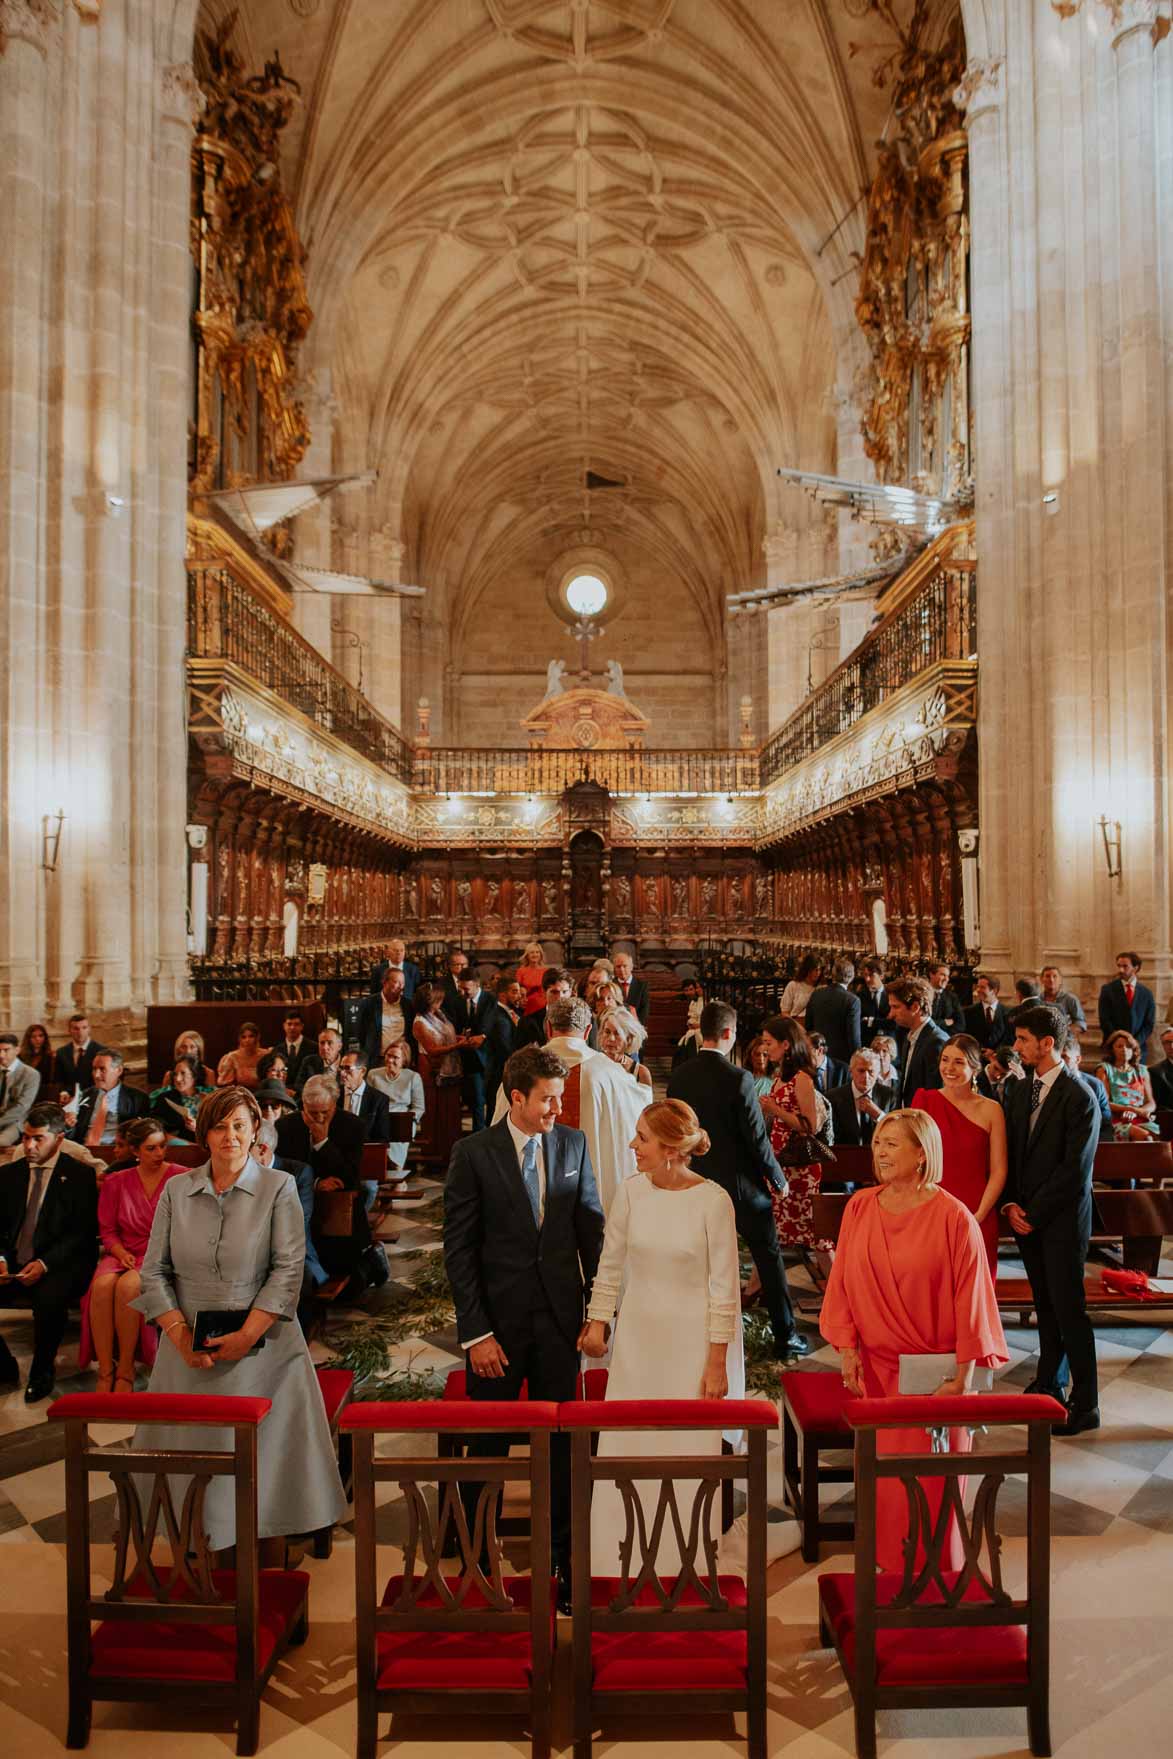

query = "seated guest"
[254,1077,298,1127]
[515,942,549,1015]
[1040,965,1086,1033]
[820,1108,1007,1573]
[0,1033,41,1146]
[78,1119,185,1391]
[275,1074,370,1281]
[17,1025,54,1100]
[515,967,575,1050]
[369,936,422,1000]
[441,947,471,1015]
[870,1033,900,1090]
[828,1047,892,1147]
[367,1041,426,1182]
[927,962,964,1034]
[1148,1026,1173,1109]
[779,954,821,1022]
[52,1013,106,1097]
[964,973,1013,1051]
[297,1024,345,1088]
[1061,1038,1113,1142]
[411,982,464,1167]
[0,1103,99,1402]
[856,960,890,1038]
[1097,1030,1159,1139]
[745,1035,774,1099]
[215,1020,267,1089]
[252,1120,328,1304]
[70,1051,149,1149]
[612,950,650,1026]
[148,1053,212,1141]
[597,1005,653,1089]
[163,1030,215,1090]
[355,969,416,1076]
[805,959,862,1064]
[808,1031,848,1096]
[1098,950,1156,1063]
[256,1049,292,1092]
[131,1087,347,1559]
[339,1051,392,1213]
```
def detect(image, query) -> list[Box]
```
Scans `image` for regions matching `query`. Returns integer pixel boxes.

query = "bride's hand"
[700,1363,728,1399]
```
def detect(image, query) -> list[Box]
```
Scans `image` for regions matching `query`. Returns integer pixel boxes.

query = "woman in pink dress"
[913,1032,1007,1276]
[79,1118,186,1390]
[821,1108,1007,1573]
[760,1015,833,1253]
[215,1020,267,1089]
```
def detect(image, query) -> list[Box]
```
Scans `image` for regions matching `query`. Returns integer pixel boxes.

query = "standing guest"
[369,936,422,1000]
[368,1041,426,1181]
[1003,1005,1100,1434]
[807,1031,848,1097]
[856,960,890,1038]
[828,1047,892,1149]
[912,1035,1007,1275]
[1098,951,1157,1063]
[354,969,416,1076]
[745,1036,774,1099]
[253,1121,329,1307]
[0,1033,41,1146]
[1061,1039,1113,1142]
[412,982,468,1169]
[0,1104,99,1401]
[494,975,524,1028]
[1013,978,1041,1009]
[78,1119,185,1391]
[71,1051,149,1149]
[132,1087,347,1556]
[579,961,615,1009]
[483,979,520,1117]
[441,948,471,1016]
[928,962,965,1034]
[580,1100,743,1576]
[986,1046,1026,1104]
[274,1012,315,1089]
[515,967,575,1051]
[887,978,948,1106]
[1040,966,1086,1033]
[515,943,549,1015]
[759,1016,834,1265]
[671,979,706,1066]
[17,1025,55,1100]
[339,1052,392,1213]
[668,1004,806,1359]
[275,1074,370,1283]
[215,1021,267,1089]
[1148,1026,1173,1109]
[964,974,1014,1052]
[779,955,821,1022]
[149,1054,213,1141]
[1097,1030,1159,1140]
[52,1014,107,1098]
[597,1006,653,1089]
[870,1033,901,1090]
[162,1031,215,1091]
[611,951,650,1027]
[444,1045,606,1614]
[820,1109,1007,1572]
[450,969,497,1131]
[805,959,862,1065]
[297,1025,346,1088]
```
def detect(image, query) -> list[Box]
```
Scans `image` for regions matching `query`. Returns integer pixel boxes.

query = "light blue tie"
[521,1135,541,1228]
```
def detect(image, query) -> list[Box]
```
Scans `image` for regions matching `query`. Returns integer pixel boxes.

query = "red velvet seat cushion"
[375,1575,553,1691]
[818,1571,1028,1687]
[441,1370,610,1401]
[50,1393,272,1427]
[90,1569,308,1683]
[589,1576,748,1692]
[781,1371,854,1433]
[314,1367,354,1426]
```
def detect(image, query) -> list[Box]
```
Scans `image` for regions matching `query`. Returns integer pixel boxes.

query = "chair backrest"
[314,1187,358,1235]
[1093,1139,1173,1184]
[845,1394,1064,1670]
[167,1142,207,1168]
[50,1393,271,1682]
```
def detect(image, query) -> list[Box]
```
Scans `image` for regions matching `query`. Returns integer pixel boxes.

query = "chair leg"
[853,1695,877,1759]
[357,1693,379,1759]
[531,1701,552,1759]
[782,1411,798,1511]
[746,1693,767,1759]
[1028,1694,1052,1756]
[338,1431,354,1501]
[801,1435,820,1563]
[65,1689,91,1750]
[235,1692,260,1757]
[573,1695,593,1759]
[312,1524,334,1560]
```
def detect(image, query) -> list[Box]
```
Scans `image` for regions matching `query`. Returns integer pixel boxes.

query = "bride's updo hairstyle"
[641,1098,711,1163]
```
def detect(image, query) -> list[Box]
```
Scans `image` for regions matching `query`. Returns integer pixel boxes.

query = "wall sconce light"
[1098,815,1122,880]
[42,809,66,872]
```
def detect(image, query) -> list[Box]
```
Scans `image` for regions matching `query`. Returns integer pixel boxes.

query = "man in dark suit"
[514,968,575,1051]
[887,977,949,1105]
[295,1024,345,1090]
[855,960,889,1039]
[483,980,519,1118]
[69,1051,149,1150]
[611,951,650,1027]
[828,1049,893,1148]
[253,1122,330,1306]
[444,1044,605,1609]
[369,936,423,1000]
[1148,1027,1173,1110]
[441,948,471,1016]
[928,963,965,1034]
[276,1010,315,1090]
[51,1013,107,1096]
[1003,1005,1100,1436]
[963,973,1014,1052]
[353,971,416,1077]
[808,1033,849,1097]
[804,959,862,1065]
[667,1001,808,1358]
[0,1103,99,1401]
[450,970,501,1131]
[339,1051,392,1213]
[1097,951,1157,1063]
[275,1074,370,1279]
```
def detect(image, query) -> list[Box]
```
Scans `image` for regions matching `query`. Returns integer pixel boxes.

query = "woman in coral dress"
[913,1033,1007,1276]
[820,1108,1007,1574]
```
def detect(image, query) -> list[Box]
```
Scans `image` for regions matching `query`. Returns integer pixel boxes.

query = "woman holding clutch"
[133,1086,345,1557]
[820,1108,1006,1572]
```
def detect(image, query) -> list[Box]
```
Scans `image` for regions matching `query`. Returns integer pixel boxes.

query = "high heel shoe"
[114,1372,136,1395]
[96,1368,115,1394]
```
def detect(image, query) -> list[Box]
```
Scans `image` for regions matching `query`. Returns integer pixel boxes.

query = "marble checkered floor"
[2,1187,1172,1757]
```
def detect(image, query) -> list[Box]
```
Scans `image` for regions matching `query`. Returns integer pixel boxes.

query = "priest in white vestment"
[493,995,650,1213]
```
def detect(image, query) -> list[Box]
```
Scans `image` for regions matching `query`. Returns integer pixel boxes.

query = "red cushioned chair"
[51,1392,310,1757]
[817,1392,1065,1759]
[341,1399,560,1759]
[310,1365,355,1558]
[562,1397,777,1759]
[780,1368,856,1562]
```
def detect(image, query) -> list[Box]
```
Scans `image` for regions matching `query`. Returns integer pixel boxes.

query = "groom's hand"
[468,1337,509,1378]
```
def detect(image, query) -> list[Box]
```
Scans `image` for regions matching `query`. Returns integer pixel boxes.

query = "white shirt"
[1031,1059,1065,1109]
[461,1118,548,1350]
[345,1080,367,1116]
[2,1149,63,1271]
[381,1001,406,1050]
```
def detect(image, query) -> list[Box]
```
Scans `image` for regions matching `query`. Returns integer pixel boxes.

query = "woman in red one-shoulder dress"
[913,1032,1007,1276]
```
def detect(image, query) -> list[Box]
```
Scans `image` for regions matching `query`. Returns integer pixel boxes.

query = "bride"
[579,1099,744,1577]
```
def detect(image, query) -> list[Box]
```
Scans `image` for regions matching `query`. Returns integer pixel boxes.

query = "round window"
[565,573,609,617]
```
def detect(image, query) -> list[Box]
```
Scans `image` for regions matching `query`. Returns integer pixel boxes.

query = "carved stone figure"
[456,878,473,917]
[754,872,767,916]
[542,878,560,918]
[700,876,716,916]
[483,878,501,916]
[544,658,567,698]
[428,875,445,916]
[671,876,688,917]
[605,658,625,696]
[612,874,632,915]
[513,881,532,919]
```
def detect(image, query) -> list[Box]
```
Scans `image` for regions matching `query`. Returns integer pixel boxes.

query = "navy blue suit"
[1097,977,1156,1061]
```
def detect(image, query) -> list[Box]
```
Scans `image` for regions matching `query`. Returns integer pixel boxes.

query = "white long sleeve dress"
[586,1173,745,1578]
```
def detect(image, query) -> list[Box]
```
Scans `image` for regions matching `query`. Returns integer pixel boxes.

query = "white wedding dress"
[586,1173,745,1578]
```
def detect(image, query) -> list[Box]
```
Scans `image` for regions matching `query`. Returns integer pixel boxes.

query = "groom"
[443,1044,606,1610]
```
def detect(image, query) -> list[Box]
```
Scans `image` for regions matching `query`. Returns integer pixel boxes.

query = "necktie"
[1125,983,1135,1006]
[622,982,629,998]
[521,1136,541,1227]
[85,1093,108,1146]
[15,1167,46,1265]
[987,1006,995,1024]
[1028,1076,1044,1132]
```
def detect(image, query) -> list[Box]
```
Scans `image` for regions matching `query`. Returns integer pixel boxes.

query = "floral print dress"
[768,1074,833,1252]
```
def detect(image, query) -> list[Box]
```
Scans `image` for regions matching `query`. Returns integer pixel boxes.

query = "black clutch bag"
[191,1309,265,1353]
[777,1127,837,1169]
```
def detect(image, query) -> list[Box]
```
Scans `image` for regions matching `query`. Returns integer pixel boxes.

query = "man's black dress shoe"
[778,1331,812,1359]
[1023,1378,1067,1403]
[555,1564,573,1617]
[24,1373,55,1405]
[1053,1407,1100,1438]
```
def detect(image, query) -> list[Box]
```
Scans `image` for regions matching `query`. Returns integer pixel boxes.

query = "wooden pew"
[147,1001,327,1084]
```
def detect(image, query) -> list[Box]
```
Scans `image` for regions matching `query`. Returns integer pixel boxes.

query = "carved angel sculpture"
[605,658,625,696]
[544,658,567,698]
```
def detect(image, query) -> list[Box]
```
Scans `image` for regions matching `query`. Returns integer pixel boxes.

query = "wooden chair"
[564,1396,777,1759]
[51,1391,310,1756]
[310,1366,355,1558]
[341,1398,559,1759]
[780,1369,855,1561]
[818,1391,1065,1759]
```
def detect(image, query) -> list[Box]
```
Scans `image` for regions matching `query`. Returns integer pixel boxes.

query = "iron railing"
[413,747,761,797]
[759,561,976,784]
[187,565,414,784]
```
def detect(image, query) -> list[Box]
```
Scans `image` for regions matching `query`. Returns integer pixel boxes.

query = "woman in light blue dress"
[133,1086,346,1553]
